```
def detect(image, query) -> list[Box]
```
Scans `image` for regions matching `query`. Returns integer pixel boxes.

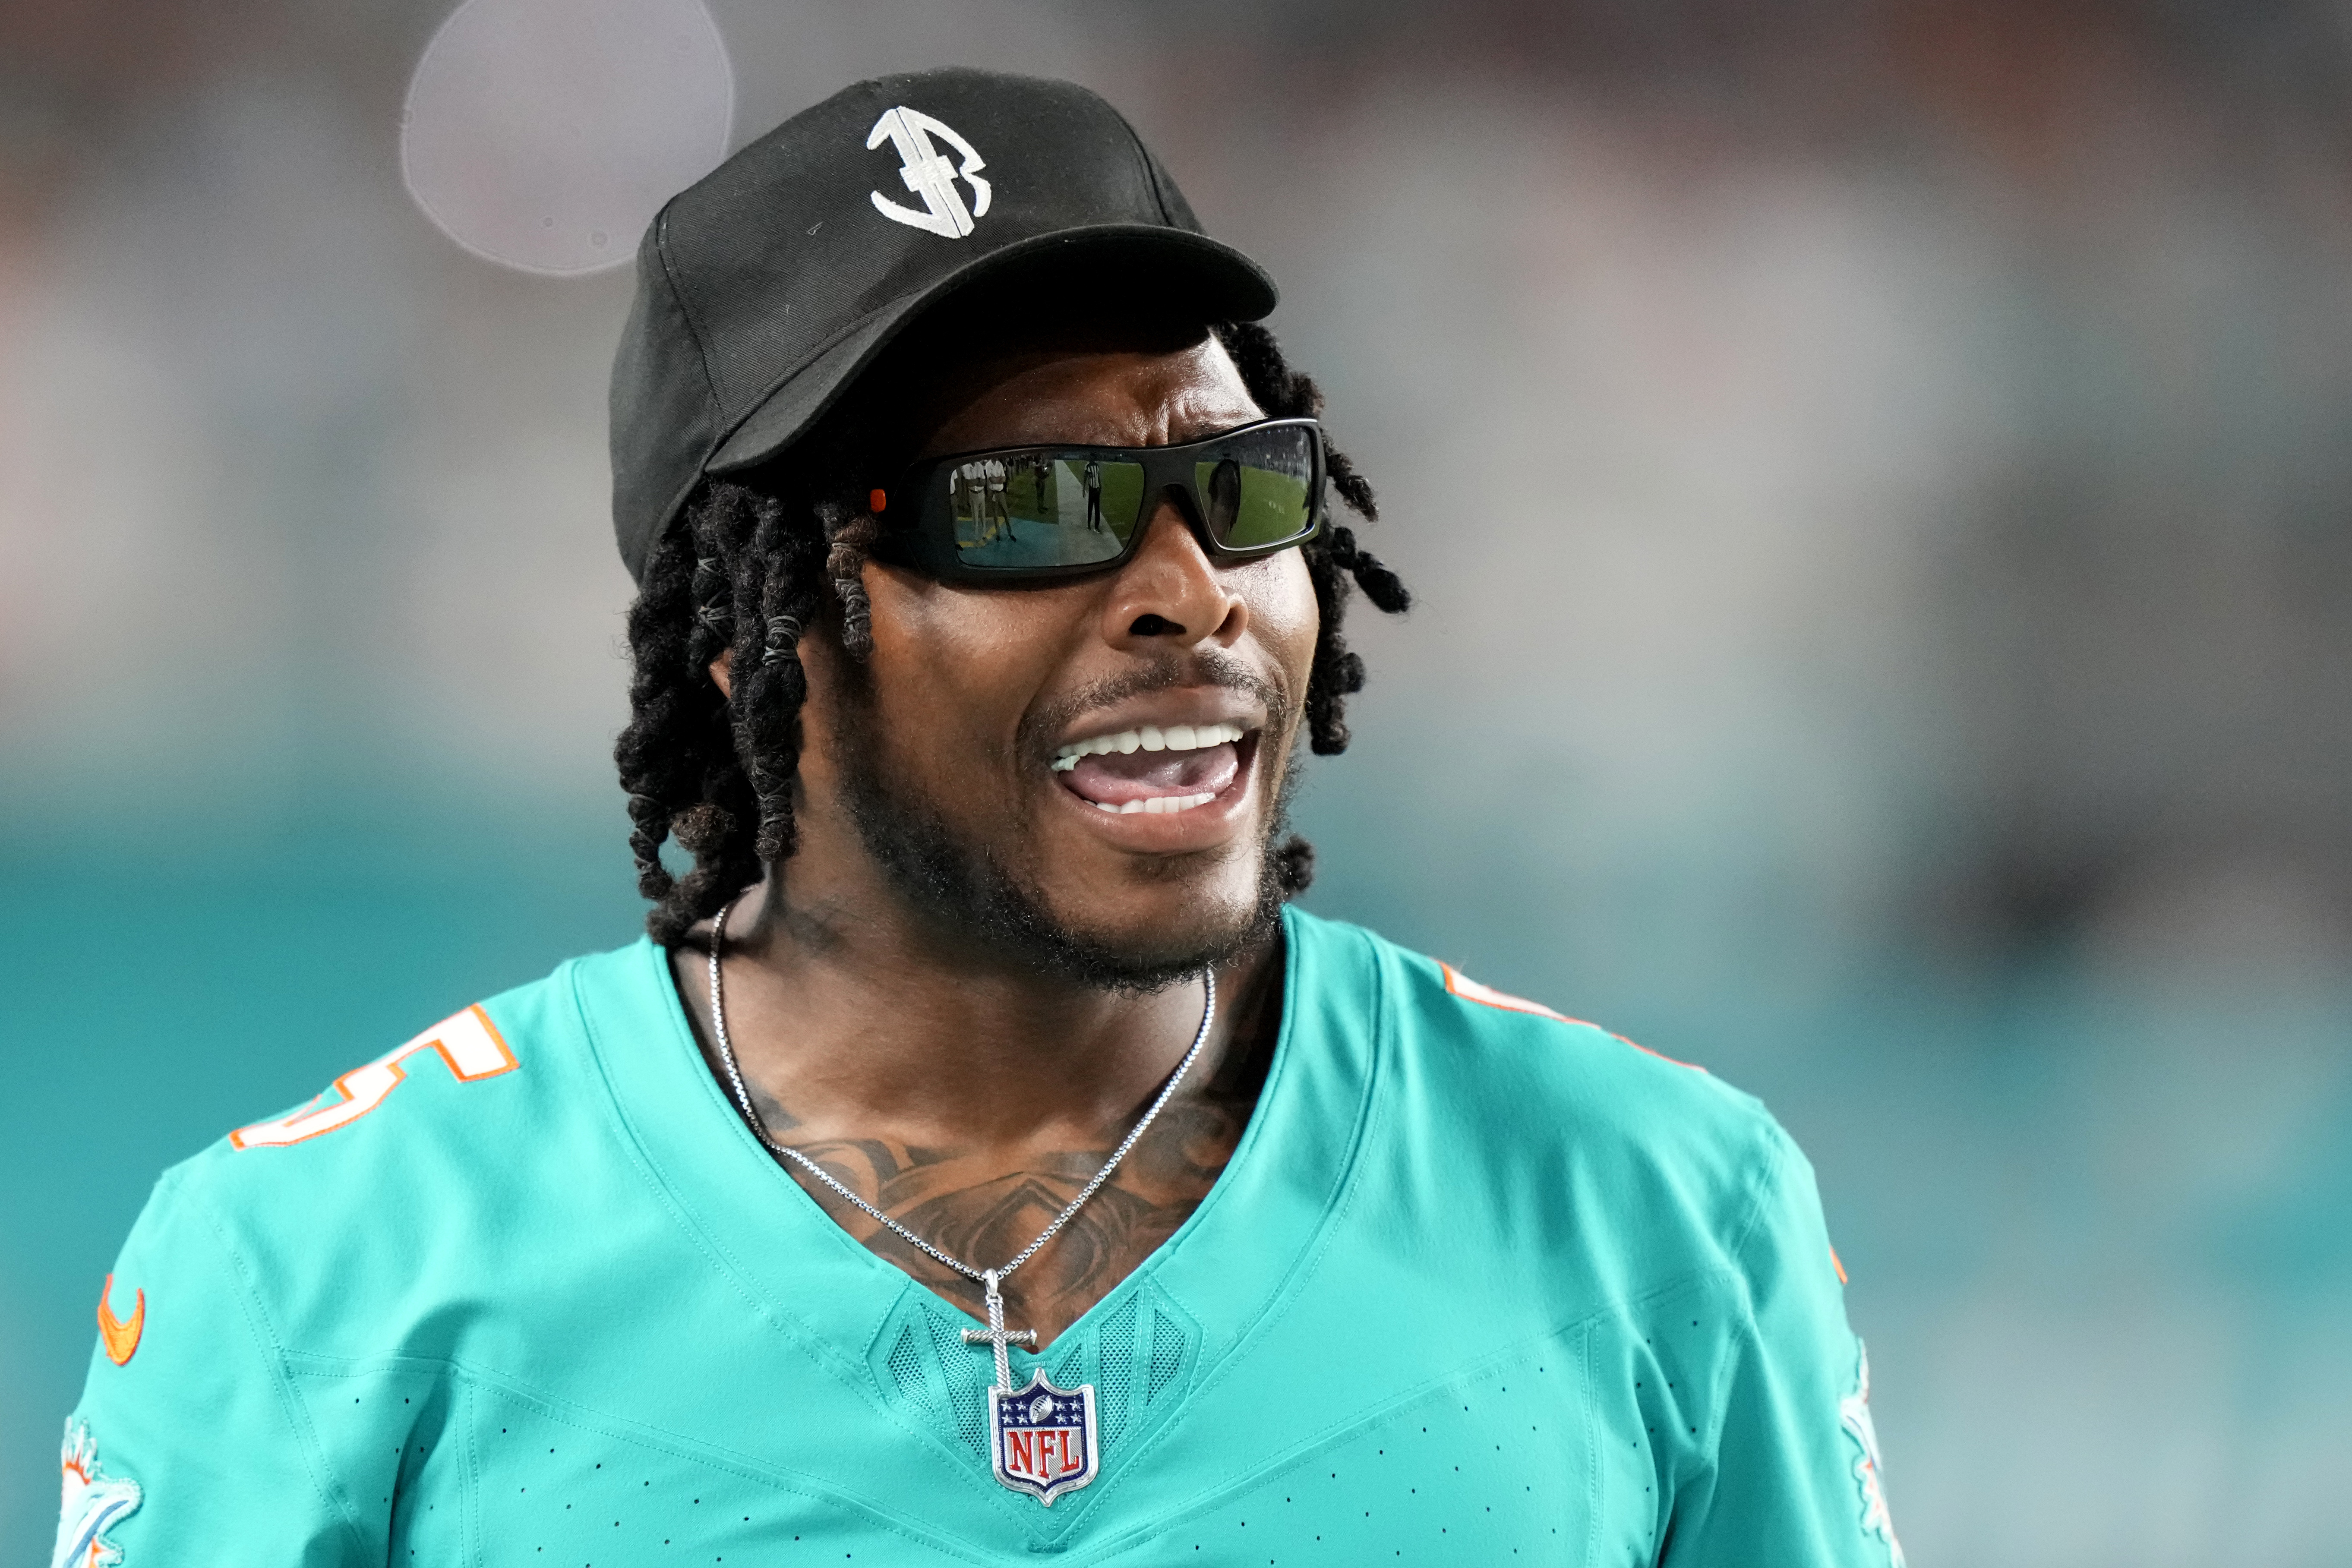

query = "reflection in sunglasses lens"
[931,425,1314,572]
[1198,428,1315,548]
[949,456,1142,569]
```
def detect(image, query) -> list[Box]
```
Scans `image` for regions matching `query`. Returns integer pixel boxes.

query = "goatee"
[830,673,1300,993]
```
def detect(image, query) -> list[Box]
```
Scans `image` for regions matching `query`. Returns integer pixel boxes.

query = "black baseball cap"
[608,67,1280,583]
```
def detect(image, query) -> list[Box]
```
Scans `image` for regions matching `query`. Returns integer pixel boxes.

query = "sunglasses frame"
[867,417,1327,584]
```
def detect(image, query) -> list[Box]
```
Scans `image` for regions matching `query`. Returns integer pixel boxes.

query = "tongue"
[1062,743,1240,807]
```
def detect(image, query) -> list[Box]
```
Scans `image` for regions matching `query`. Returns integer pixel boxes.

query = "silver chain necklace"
[703,899,1215,1506]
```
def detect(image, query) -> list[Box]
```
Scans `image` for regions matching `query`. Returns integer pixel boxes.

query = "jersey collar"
[568,906,1386,1541]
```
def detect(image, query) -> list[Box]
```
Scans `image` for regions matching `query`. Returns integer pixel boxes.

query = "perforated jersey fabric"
[61,909,1900,1565]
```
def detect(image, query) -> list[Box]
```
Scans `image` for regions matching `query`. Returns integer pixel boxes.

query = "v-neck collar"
[569,907,1386,1541]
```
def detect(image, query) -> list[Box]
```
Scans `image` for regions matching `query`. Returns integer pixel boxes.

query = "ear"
[709,648,734,700]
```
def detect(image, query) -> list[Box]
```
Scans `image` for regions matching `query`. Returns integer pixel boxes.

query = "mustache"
[1020,650,1289,760]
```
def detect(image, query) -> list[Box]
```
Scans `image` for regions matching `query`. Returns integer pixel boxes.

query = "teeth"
[1053,721,1247,768]
[1092,792,1219,815]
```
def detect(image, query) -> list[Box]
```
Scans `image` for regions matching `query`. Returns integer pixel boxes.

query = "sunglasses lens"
[947,454,1145,569]
[1196,426,1319,549]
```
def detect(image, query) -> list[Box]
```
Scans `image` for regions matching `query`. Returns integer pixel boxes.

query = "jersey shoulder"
[1290,908,1799,1253]
[145,941,663,1314]
[1295,907,1776,1131]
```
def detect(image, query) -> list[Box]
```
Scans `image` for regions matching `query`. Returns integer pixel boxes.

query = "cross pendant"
[961,1269,1101,1506]
[960,1269,1038,1392]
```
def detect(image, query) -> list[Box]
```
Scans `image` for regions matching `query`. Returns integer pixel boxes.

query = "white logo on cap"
[866,106,991,239]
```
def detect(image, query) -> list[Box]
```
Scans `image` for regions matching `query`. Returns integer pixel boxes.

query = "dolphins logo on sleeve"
[54,1420,142,1568]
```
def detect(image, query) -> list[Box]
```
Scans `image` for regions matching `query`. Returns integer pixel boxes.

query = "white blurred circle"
[401,0,734,276]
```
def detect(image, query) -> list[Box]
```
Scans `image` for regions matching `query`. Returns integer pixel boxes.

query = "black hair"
[612,319,1412,946]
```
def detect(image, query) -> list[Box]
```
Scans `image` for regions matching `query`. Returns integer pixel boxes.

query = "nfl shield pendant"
[985,1373,1098,1506]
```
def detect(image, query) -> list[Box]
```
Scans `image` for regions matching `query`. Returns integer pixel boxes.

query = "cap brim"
[704,224,1277,478]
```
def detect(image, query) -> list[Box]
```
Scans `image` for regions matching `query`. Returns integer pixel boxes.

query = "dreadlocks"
[612,320,1413,946]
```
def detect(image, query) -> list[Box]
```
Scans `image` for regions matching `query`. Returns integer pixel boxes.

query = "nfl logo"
[986,1373,1097,1506]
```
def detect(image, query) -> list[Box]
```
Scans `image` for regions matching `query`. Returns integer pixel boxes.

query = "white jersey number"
[230,1005,515,1150]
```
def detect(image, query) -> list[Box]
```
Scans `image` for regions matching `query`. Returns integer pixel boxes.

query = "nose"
[1099,492,1248,650]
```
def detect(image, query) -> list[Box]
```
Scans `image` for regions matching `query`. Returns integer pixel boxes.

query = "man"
[58,68,1902,1565]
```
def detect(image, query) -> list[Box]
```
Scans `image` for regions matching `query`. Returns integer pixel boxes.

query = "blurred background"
[5,0,2350,1559]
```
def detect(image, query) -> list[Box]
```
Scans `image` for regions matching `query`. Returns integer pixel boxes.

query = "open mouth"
[1051,722,1253,815]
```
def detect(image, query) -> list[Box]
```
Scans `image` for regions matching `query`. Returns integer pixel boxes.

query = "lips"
[1048,719,1254,816]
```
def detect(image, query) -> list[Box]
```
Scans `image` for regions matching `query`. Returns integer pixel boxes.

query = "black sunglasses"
[866,417,1326,582]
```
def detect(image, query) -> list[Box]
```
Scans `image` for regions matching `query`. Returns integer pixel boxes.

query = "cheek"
[860,567,1086,764]
[1244,551,1320,693]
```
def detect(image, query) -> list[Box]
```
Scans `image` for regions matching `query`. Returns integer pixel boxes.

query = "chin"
[1042,874,1275,987]
[841,720,1293,992]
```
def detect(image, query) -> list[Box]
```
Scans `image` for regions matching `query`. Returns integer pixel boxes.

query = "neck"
[684,863,1284,1155]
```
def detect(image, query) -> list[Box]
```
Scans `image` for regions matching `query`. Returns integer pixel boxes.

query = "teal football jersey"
[58,909,1901,1566]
